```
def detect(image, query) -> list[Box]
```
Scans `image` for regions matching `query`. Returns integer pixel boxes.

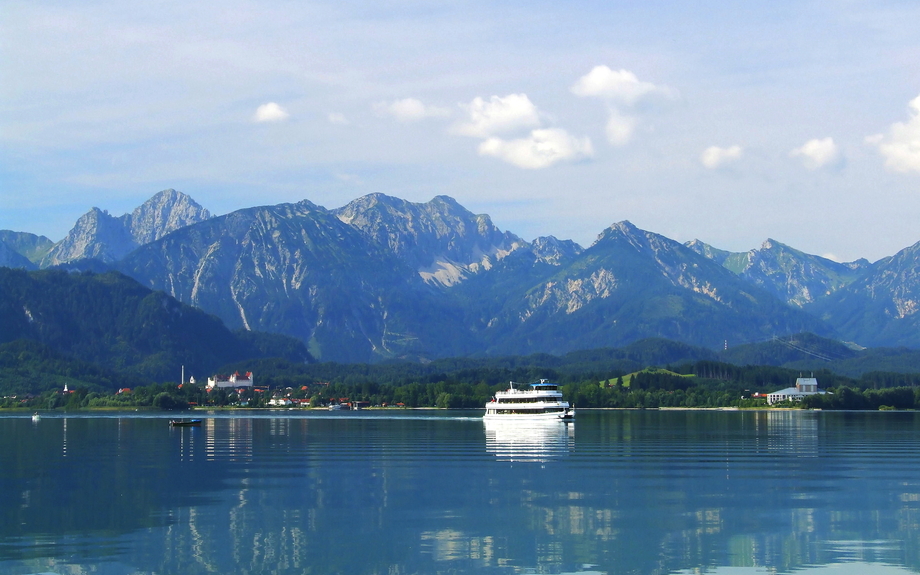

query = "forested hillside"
[0,268,311,388]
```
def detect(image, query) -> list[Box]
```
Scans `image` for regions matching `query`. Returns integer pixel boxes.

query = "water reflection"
[673,563,914,575]
[484,418,575,461]
[4,411,920,575]
[765,410,819,457]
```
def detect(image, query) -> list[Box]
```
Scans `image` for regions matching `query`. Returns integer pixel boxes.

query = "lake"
[1,409,919,574]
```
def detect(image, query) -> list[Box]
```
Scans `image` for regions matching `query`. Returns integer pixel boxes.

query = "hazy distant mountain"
[0,242,37,270]
[687,238,869,306]
[41,189,210,267]
[0,231,54,268]
[333,193,526,286]
[807,240,920,347]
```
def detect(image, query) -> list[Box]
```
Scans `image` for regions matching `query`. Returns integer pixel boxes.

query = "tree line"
[8,359,920,411]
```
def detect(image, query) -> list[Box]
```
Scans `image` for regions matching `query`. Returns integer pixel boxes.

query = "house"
[207,371,254,389]
[767,377,828,405]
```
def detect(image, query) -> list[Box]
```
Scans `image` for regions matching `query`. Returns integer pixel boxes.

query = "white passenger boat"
[483,380,574,420]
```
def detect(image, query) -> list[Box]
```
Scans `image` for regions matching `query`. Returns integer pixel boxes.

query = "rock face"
[530,236,583,265]
[334,193,526,286]
[687,238,868,306]
[41,208,137,266]
[118,200,474,363]
[467,221,829,356]
[41,189,210,266]
[126,188,212,245]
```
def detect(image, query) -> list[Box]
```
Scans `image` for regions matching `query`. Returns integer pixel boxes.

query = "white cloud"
[328,112,349,125]
[791,137,841,170]
[478,128,594,169]
[701,145,743,169]
[570,65,668,105]
[605,111,638,146]
[373,98,450,122]
[452,94,541,138]
[869,94,920,173]
[254,102,289,123]
[571,66,674,146]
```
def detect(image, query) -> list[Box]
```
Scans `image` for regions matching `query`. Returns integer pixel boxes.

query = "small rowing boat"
[169,419,202,427]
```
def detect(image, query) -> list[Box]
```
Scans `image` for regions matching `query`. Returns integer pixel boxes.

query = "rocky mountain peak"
[430,195,462,209]
[686,239,731,263]
[40,189,211,268]
[609,220,639,234]
[531,236,583,265]
[593,221,655,253]
[127,189,211,245]
[41,207,136,266]
[333,193,525,287]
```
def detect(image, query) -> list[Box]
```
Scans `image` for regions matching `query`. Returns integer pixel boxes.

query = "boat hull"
[483,408,574,421]
[169,419,202,427]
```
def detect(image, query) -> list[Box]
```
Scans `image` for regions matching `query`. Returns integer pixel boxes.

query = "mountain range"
[4,189,920,363]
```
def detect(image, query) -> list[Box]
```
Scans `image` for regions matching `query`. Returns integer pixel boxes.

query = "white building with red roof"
[207,371,253,389]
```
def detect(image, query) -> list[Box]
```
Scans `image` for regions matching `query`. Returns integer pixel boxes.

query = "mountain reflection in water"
[3,410,920,575]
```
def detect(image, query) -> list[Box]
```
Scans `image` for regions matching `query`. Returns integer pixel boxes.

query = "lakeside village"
[8,364,920,411]
[3,371,384,411]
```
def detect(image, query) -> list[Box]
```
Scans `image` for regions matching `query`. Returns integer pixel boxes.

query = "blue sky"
[2,0,919,262]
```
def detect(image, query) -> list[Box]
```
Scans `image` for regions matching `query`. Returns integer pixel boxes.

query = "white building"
[207,371,253,389]
[767,377,828,405]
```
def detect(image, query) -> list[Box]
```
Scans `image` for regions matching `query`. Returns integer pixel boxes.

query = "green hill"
[0,268,312,391]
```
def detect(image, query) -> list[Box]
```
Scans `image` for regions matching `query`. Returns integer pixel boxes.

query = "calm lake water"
[2,409,919,575]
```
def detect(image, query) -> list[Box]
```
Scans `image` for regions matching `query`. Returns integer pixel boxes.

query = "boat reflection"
[765,410,819,457]
[484,418,574,462]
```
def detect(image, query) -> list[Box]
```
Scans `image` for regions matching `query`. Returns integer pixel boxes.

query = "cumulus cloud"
[701,145,743,169]
[570,65,669,105]
[570,65,673,146]
[254,102,289,123]
[868,94,920,173]
[478,128,594,169]
[451,93,591,169]
[791,137,841,170]
[452,94,541,138]
[328,112,349,125]
[373,98,450,122]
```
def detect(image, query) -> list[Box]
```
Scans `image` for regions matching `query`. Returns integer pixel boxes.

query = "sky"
[2,0,920,263]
